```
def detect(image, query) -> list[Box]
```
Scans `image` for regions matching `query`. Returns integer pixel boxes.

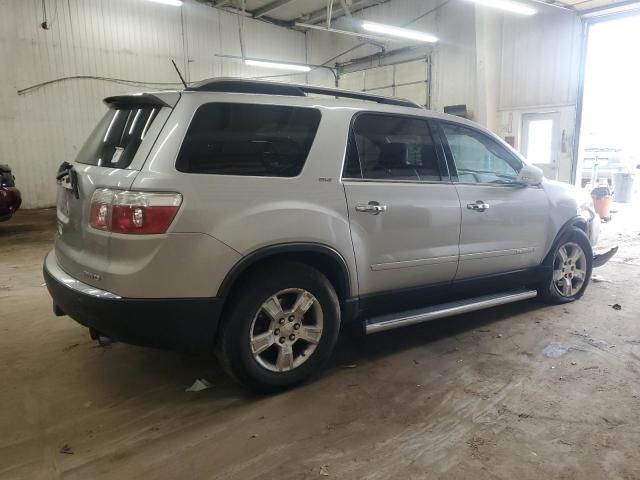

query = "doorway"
[576,12,640,254]
[522,112,561,179]
[577,14,640,194]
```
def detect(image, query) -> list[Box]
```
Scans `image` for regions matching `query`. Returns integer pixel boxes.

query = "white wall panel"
[0,0,306,208]
[500,11,583,109]
[498,10,583,183]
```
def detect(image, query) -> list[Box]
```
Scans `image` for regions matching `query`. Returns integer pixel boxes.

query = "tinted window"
[441,123,521,184]
[76,107,158,168]
[176,103,321,177]
[0,168,15,187]
[344,114,443,181]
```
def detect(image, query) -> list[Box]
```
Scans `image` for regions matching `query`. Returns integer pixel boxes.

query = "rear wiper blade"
[56,161,80,199]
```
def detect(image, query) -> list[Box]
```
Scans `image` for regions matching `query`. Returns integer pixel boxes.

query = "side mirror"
[516,164,544,186]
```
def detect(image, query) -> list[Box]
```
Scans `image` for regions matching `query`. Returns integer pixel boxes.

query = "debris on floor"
[588,338,613,350]
[319,465,330,476]
[541,343,584,358]
[59,444,74,455]
[609,303,622,310]
[185,378,213,392]
[62,343,79,352]
[591,274,611,283]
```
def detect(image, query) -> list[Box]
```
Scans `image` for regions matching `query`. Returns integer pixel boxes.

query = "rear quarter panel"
[132,93,358,297]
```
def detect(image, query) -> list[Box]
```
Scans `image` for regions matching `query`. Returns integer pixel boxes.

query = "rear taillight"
[89,188,182,234]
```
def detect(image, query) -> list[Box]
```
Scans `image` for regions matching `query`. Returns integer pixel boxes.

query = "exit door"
[521,112,560,179]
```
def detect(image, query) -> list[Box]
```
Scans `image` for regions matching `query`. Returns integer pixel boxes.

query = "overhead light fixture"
[244,59,311,72]
[361,22,438,43]
[144,0,183,6]
[465,0,536,15]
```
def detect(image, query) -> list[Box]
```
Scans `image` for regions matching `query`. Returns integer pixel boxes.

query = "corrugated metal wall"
[498,10,583,183]
[500,11,583,109]
[0,0,307,208]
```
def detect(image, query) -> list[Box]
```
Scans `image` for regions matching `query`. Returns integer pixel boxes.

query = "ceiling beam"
[252,0,302,18]
[338,0,354,19]
[299,0,387,25]
[296,22,390,41]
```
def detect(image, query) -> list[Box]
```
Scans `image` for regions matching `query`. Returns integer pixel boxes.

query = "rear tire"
[216,262,341,392]
[538,227,593,304]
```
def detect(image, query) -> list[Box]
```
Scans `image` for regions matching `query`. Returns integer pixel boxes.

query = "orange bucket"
[592,194,612,219]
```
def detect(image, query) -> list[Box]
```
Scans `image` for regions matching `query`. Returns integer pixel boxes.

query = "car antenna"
[171,59,188,89]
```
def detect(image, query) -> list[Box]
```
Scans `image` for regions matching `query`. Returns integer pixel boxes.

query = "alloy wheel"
[552,242,587,297]
[249,288,323,372]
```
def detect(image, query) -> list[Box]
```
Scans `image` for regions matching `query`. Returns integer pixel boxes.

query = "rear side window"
[76,107,158,168]
[344,114,443,181]
[176,103,321,177]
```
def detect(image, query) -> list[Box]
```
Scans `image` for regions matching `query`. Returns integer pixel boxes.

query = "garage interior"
[1,0,640,478]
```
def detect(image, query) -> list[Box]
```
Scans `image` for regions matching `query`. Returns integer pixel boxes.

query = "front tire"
[216,262,341,392]
[538,227,593,304]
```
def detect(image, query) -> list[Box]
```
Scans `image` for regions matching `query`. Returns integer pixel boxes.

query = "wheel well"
[572,218,587,233]
[218,250,351,306]
[543,216,589,265]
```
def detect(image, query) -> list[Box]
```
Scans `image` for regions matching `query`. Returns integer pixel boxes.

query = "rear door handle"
[467,200,490,212]
[356,201,387,215]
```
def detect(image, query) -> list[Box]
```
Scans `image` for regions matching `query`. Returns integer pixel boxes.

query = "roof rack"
[185,78,421,109]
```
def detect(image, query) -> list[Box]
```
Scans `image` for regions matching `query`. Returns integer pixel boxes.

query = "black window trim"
[434,119,538,188]
[175,101,323,179]
[340,111,453,185]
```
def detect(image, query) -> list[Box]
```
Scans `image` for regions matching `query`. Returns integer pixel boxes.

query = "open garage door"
[338,58,431,108]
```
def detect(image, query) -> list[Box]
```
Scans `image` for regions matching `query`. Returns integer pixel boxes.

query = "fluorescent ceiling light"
[361,22,438,43]
[465,0,536,15]
[144,0,183,6]
[244,59,311,72]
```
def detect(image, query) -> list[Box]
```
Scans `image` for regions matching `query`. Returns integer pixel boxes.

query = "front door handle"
[355,201,387,215]
[467,200,490,212]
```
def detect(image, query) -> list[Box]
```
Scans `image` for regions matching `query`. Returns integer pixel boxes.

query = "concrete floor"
[1,207,640,480]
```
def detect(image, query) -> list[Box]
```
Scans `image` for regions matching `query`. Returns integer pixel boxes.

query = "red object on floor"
[592,194,612,220]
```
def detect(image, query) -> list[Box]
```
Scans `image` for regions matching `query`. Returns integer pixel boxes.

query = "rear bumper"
[43,250,222,354]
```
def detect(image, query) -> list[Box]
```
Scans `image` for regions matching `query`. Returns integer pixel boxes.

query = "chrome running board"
[365,290,538,334]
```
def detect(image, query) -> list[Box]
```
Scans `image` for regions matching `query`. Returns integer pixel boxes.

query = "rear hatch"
[55,92,179,288]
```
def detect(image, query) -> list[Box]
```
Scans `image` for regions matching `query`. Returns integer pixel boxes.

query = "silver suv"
[44,78,613,391]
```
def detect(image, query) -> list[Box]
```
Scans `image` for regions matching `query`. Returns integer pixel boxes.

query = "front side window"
[176,103,321,177]
[441,123,521,184]
[344,114,443,181]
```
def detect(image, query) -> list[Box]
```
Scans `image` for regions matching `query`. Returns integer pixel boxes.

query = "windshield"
[75,107,158,168]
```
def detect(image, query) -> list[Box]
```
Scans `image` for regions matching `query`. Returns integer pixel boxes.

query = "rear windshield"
[176,103,321,177]
[75,107,158,168]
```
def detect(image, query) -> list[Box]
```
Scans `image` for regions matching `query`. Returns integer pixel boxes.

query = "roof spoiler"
[103,93,172,108]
